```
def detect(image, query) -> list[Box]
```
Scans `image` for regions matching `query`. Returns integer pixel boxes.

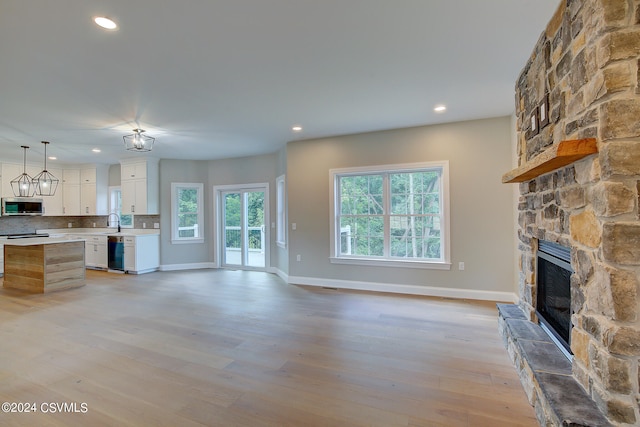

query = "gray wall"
[207,153,279,264]
[159,159,211,266]
[157,117,517,296]
[159,154,279,267]
[286,116,516,293]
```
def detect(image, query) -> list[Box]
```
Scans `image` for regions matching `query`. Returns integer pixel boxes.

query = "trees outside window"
[171,183,204,244]
[331,162,450,269]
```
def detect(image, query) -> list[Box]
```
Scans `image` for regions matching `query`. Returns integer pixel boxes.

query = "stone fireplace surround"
[498,1,640,426]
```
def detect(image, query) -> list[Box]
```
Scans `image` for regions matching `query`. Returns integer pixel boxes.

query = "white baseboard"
[159,262,217,272]
[268,267,289,283]
[287,275,517,302]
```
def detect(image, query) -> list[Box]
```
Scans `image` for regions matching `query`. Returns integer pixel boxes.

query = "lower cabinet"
[0,241,4,275]
[85,235,107,269]
[123,235,159,274]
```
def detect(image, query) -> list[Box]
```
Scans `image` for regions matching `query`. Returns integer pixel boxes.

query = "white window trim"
[276,174,287,249]
[171,182,204,244]
[329,161,451,270]
[108,186,133,229]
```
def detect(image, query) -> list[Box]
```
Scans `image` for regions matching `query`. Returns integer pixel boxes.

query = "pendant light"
[10,146,35,197]
[32,141,59,196]
[123,128,154,152]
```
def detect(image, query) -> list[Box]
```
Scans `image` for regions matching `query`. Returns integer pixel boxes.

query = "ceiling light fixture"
[123,128,154,152]
[434,105,447,113]
[10,146,35,197]
[94,16,117,30]
[32,141,59,197]
[292,126,303,132]
[92,148,101,153]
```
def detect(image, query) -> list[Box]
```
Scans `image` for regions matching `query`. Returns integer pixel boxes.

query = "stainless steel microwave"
[1,197,44,216]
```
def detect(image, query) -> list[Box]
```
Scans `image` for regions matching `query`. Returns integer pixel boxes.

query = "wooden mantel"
[502,138,598,183]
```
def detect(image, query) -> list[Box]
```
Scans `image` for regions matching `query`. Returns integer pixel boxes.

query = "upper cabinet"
[63,165,109,216]
[120,159,158,215]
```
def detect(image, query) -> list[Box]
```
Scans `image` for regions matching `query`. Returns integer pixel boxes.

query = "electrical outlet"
[143,223,146,229]
[459,262,465,270]
[296,254,301,262]
[153,223,160,229]
[92,223,96,228]
[271,222,275,229]
[68,223,72,228]
[292,223,297,230]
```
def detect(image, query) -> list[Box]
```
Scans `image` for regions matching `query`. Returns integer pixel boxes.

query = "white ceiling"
[0,0,559,165]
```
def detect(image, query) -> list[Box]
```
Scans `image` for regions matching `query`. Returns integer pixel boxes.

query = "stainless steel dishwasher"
[108,236,124,271]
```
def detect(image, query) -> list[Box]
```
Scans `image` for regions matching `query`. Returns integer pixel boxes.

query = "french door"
[217,185,268,270]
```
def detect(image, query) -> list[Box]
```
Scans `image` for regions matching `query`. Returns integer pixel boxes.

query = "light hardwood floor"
[0,269,537,426]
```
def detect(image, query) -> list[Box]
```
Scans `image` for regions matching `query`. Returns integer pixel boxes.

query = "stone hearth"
[499,1,640,426]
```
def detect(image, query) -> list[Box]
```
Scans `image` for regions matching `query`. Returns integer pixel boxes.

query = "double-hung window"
[330,161,450,269]
[171,183,204,244]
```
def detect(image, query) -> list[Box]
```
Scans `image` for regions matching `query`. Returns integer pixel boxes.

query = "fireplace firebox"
[536,240,573,358]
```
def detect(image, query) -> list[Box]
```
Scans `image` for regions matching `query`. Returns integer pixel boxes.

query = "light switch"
[292,223,297,230]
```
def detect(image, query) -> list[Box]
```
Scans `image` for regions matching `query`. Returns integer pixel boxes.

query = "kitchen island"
[3,237,86,293]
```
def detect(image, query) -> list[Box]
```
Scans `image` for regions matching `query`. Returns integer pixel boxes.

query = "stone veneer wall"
[513,0,640,425]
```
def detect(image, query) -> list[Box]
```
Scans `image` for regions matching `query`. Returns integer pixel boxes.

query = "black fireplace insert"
[536,240,573,356]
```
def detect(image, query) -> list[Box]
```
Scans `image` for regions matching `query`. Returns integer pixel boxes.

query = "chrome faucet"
[107,213,121,233]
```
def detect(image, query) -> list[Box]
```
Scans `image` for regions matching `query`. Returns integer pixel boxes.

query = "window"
[330,161,450,269]
[171,183,204,244]
[276,175,286,248]
[108,187,133,228]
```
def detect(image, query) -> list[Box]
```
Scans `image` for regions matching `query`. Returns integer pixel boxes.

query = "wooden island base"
[3,240,85,293]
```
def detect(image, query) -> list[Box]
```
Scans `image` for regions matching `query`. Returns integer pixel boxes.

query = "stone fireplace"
[498,1,640,426]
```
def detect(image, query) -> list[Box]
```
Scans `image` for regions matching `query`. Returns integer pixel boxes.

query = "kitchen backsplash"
[0,215,160,235]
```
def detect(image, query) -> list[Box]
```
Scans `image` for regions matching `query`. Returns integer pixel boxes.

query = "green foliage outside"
[339,170,442,259]
[178,188,199,237]
[224,191,264,249]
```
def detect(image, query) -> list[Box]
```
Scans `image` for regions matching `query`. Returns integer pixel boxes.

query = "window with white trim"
[171,183,204,244]
[330,162,450,269]
[108,187,133,228]
[276,175,286,248]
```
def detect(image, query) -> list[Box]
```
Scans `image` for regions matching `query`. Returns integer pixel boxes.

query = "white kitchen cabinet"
[1,163,22,198]
[1,163,41,198]
[62,169,81,215]
[120,159,158,215]
[63,168,80,184]
[41,166,63,216]
[121,162,147,180]
[63,165,109,216]
[85,234,107,269]
[62,185,81,215]
[0,241,4,275]
[123,234,159,274]
[80,181,97,215]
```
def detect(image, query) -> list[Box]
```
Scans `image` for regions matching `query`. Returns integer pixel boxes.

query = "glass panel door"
[222,192,242,266]
[246,191,265,268]
[221,189,266,269]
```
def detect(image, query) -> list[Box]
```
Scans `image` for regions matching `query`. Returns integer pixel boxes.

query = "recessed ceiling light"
[94,16,117,30]
[92,148,101,153]
[48,156,57,160]
[434,105,447,113]
[292,126,303,132]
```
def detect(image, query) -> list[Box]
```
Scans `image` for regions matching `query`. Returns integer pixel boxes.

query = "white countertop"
[3,237,87,246]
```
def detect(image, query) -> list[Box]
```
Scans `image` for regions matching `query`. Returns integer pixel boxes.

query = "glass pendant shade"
[10,145,35,197]
[123,128,154,152]
[32,141,59,196]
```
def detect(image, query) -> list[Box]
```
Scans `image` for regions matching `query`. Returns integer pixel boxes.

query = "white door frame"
[213,182,270,271]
